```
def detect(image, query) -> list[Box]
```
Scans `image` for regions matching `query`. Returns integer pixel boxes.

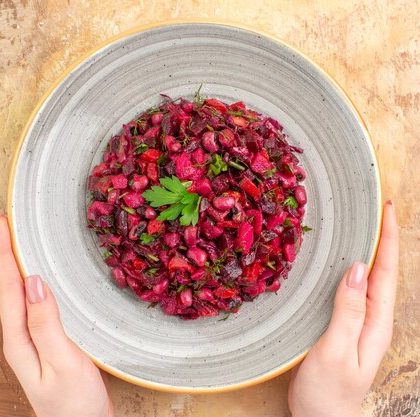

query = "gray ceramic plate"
[9,22,381,392]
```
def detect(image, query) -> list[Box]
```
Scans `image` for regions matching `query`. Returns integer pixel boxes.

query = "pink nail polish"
[346,262,367,290]
[25,275,46,304]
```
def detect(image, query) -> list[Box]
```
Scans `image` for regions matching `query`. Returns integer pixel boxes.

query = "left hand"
[0,216,114,417]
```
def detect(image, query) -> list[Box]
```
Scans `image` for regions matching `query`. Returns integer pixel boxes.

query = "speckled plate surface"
[9,22,381,392]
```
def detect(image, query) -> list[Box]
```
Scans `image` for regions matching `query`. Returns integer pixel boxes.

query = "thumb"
[323,262,368,357]
[25,275,77,370]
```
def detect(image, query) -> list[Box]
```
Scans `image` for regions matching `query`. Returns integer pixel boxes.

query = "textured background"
[0,1,419,416]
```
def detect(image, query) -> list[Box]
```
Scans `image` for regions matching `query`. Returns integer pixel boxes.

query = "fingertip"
[346,262,368,290]
[383,200,398,237]
[25,275,46,304]
[0,216,13,255]
[0,215,9,233]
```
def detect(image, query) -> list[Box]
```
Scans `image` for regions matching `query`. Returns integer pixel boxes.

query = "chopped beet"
[87,95,308,319]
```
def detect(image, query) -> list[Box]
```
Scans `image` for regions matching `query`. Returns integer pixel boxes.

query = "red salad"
[87,94,309,319]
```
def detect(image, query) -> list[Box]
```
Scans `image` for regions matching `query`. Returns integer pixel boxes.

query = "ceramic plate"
[9,23,381,392]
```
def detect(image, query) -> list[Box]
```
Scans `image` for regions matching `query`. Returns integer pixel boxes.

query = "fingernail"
[346,262,367,290]
[25,275,46,304]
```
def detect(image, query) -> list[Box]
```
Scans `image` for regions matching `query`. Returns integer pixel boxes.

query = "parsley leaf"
[158,176,187,194]
[179,195,201,226]
[142,176,201,226]
[283,196,298,209]
[142,186,182,207]
[302,225,313,233]
[158,202,184,221]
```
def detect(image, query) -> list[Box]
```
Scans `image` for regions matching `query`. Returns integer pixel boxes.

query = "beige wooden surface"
[0,1,419,416]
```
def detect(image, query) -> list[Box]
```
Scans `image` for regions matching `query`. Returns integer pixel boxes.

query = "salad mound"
[87,94,308,319]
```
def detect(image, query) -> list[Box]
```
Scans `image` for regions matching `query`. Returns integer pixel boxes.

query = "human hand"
[288,201,398,417]
[0,216,113,417]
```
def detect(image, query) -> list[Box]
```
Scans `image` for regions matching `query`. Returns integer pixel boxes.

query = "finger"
[359,201,398,370]
[25,275,79,372]
[288,364,300,412]
[323,262,368,361]
[0,216,40,382]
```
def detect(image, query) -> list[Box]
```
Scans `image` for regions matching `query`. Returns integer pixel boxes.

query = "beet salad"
[87,93,310,319]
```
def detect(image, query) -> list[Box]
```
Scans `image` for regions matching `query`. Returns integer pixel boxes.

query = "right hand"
[288,201,398,417]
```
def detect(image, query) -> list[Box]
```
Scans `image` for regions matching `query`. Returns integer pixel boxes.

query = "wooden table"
[0,1,419,416]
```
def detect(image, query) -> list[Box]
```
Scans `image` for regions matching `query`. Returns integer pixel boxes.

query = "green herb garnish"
[177,284,187,293]
[228,160,246,171]
[227,110,244,117]
[206,254,226,274]
[226,110,259,121]
[142,176,201,226]
[157,154,167,166]
[134,143,149,155]
[122,206,136,214]
[208,154,228,176]
[302,225,313,233]
[147,302,158,309]
[102,250,112,259]
[147,253,159,262]
[283,163,294,174]
[146,105,161,115]
[193,83,204,106]
[283,218,293,228]
[283,196,298,209]
[264,168,277,178]
[140,233,157,245]
[218,314,231,321]
[145,267,158,276]
[266,261,276,271]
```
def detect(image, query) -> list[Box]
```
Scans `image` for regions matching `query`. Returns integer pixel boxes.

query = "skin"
[0,201,397,417]
[289,201,398,417]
